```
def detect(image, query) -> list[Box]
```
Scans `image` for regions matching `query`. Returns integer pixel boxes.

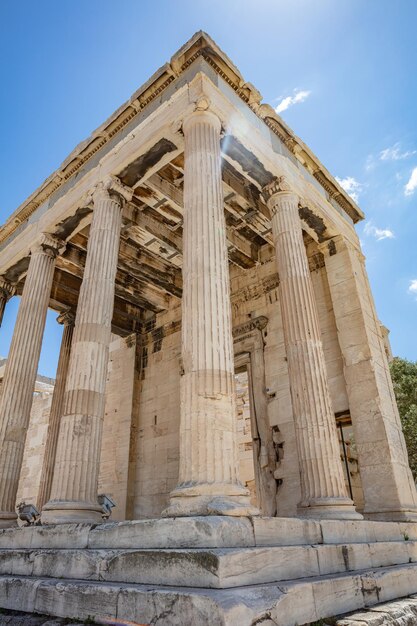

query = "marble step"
[1,516,416,551]
[1,563,417,626]
[0,541,416,589]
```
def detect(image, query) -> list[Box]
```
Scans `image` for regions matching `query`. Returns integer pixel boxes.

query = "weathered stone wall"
[230,256,300,516]
[98,333,137,521]
[132,303,182,518]
[16,392,53,507]
[235,370,256,505]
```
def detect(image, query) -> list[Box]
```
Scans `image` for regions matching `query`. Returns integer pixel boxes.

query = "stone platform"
[1,517,417,625]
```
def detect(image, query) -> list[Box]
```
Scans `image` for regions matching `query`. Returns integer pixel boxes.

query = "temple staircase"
[1,516,417,625]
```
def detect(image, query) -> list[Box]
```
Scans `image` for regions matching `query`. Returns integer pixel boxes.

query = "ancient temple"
[0,32,417,625]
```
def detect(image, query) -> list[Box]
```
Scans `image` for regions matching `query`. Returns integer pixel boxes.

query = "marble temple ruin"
[0,32,417,625]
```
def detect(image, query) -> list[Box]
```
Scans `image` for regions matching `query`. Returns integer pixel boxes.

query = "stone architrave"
[0,234,64,528]
[164,104,257,517]
[0,277,15,328]
[263,178,360,520]
[36,310,75,511]
[320,235,417,521]
[42,177,131,524]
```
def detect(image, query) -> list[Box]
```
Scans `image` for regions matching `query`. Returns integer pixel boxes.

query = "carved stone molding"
[93,176,133,206]
[262,176,293,203]
[30,233,66,258]
[194,96,211,111]
[182,107,221,136]
[0,277,15,301]
[231,275,280,309]
[232,315,268,339]
[57,309,75,327]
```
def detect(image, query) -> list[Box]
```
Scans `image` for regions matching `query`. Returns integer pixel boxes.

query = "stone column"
[0,277,15,328]
[264,178,360,520]
[37,310,75,511]
[0,234,64,527]
[164,105,257,517]
[42,177,130,524]
[320,235,417,520]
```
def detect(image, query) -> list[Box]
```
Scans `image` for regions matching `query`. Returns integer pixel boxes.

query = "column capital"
[0,277,15,301]
[93,175,133,206]
[182,99,222,135]
[262,177,298,212]
[57,309,75,327]
[31,233,66,258]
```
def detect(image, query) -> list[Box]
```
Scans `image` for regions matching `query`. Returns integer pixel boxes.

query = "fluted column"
[37,310,74,511]
[320,235,417,520]
[42,177,130,524]
[0,234,64,527]
[0,278,15,328]
[164,104,257,517]
[264,178,360,520]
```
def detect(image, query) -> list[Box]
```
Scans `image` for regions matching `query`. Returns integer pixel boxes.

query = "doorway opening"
[235,366,258,507]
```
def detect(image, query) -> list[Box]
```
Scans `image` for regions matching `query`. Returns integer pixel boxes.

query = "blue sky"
[1,0,416,377]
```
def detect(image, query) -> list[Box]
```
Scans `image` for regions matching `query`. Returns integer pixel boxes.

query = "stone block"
[312,572,364,619]
[369,541,409,568]
[32,549,108,581]
[320,520,371,544]
[0,550,34,577]
[218,545,320,587]
[253,516,322,546]
[88,516,255,549]
[34,579,120,623]
[314,544,363,575]
[269,580,318,625]
[320,520,405,544]
[104,549,220,587]
[0,576,39,613]
[0,524,91,550]
[361,564,417,605]
[116,585,228,626]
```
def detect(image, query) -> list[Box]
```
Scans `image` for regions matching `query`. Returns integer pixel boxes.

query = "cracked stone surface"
[0,610,83,625]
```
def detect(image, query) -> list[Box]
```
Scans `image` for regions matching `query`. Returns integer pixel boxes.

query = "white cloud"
[380,143,416,161]
[275,89,311,114]
[335,176,362,203]
[405,167,417,196]
[364,220,395,241]
[408,279,417,299]
[365,155,376,172]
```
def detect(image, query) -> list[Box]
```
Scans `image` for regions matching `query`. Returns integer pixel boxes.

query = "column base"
[364,509,417,522]
[41,500,103,525]
[163,482,259,517]
[297,497,363,520]
[0,512,18,528]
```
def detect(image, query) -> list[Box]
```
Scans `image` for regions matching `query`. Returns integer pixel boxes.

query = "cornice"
[0,31,363,247]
